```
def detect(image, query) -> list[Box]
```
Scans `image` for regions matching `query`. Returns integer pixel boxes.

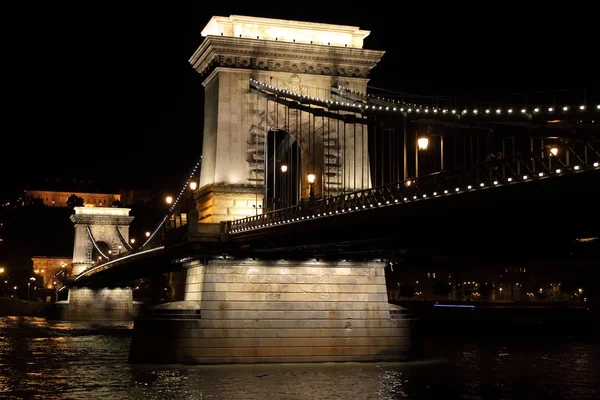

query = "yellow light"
[189,181,197,190]
[281,165,288,173]
[307,173,316,184]
[550,147,558,156]
[165,196,173,204]
[130,238,136,244]
[0,267,4,273]
[417,137,429,150]
[145,231,151,237]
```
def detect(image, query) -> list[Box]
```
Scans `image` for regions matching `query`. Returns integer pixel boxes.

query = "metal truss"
[228,140,600,234]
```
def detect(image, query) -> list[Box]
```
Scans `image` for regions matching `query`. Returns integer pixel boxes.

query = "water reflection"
[0,316,598,399]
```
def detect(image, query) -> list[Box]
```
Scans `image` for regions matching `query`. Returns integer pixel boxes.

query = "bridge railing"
[226,140,599,234]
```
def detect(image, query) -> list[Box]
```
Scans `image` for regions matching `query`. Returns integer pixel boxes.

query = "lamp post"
[188,181,198,233]
[307,173,316,201]
[281,165,288,208]
[416,136,429,177]
[28,277,35,301]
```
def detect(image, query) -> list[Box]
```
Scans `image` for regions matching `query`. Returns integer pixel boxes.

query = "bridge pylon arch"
[189,15,384,222]
[70,207,134,276]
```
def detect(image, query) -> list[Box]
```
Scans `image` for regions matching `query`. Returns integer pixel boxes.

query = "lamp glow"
[417,137,429,150]
[307,173,316,184]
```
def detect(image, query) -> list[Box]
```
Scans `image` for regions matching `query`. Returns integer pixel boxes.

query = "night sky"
[2,3,597,200]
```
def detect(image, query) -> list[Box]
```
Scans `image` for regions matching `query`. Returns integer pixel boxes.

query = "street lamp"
[281,165,288,208]
[165,196,173,205]
[188,181,198,232]
[416,136,429,177]
[307,173,316,200]
[130,238,135,245]
[145,231,151,238]
[28,277,35,301]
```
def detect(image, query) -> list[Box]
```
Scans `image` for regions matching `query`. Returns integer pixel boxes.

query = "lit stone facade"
[188,15,385,223]
[129,259,413,364]
[30,256,71,289]
[70,207,134,276]
[25,190,120,207]
[60,288,135,321]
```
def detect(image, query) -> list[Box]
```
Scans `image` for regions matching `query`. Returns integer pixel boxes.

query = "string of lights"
[229,159,600,234]
[141,155,202,248]
[250,79,599,119]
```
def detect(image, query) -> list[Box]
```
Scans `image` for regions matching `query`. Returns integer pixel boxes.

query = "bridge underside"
[229,169,600,259]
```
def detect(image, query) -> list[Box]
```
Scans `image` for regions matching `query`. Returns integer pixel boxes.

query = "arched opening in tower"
[92,241,111,263]
[265,129,301,211]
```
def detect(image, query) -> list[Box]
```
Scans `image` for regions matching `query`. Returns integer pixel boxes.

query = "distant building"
[25,189,120,207]
[31,256,72,289]
[22,176,152,207]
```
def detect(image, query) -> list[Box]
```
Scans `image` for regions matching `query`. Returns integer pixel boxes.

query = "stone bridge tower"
[70,207,134,276]
[189,15,385,223]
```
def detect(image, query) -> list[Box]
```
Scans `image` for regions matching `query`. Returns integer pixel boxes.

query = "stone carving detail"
[280,74,309,96]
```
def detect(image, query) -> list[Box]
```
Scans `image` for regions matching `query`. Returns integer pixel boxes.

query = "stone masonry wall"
[129,258,413,364]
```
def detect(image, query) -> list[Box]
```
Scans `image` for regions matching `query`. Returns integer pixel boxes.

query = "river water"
[0,316,598,399]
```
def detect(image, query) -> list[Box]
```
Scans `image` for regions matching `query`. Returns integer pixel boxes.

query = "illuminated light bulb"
[468,185,472,189]
[452,109,456,114]
[593,162,599,167]
[444,190,448,194]
[480,183,485,187]
[508,109,513,114]
[563,106,568,111]
[597,105,600,109]
[548,107,553,112]
[556,169,562,173]
[523,175,528,179]
[462,109,467,114]
[455,188,460,192]
[473,109,478,114]
[574,165,580,170]
[534,108,539,113]
[485,109,490,114]
[493,181,498,185]
[580,105,585,110]
[550,147,558,156]
[443,109,447,113]
[508,177,513,182]
[521,109,527,114]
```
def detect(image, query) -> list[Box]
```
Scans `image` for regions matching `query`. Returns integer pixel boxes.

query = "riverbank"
[0,297,48,317]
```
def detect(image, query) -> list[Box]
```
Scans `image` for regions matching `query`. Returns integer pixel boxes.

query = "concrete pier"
[46,287,137,321]
[129,258,415,364]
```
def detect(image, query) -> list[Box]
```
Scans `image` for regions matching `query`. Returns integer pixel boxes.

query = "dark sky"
[2,3,597,200]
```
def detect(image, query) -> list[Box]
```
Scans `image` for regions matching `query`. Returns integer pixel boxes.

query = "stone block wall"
[60,287,135,321]
[129,258,414,364]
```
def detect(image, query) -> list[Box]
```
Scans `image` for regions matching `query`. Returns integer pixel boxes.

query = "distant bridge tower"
[70,207,134,275]
[189,15,385,222]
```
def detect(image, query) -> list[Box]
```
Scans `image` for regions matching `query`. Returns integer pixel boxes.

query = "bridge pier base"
[47,287,137,321]
[129,258,415,364]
